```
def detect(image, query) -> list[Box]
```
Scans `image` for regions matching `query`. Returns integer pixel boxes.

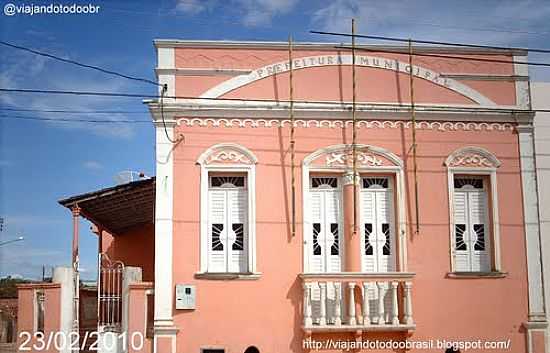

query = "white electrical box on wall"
[175,284,196,310]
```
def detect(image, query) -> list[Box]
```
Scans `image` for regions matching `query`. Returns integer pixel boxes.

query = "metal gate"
[98,253,124,330]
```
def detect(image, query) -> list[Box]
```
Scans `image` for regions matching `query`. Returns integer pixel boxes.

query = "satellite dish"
[114,171,146,184]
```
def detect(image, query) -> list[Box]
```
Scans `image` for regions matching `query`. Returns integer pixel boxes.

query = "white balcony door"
[453,177,490,272]
[360,177,396,273]
[207,176,248,273]
[360,177,396,323]
[309,177,343,273]
[308,176,343,325]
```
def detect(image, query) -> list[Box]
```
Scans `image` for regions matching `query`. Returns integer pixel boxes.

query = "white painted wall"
[52,267,74,353]
[532,82,550,338]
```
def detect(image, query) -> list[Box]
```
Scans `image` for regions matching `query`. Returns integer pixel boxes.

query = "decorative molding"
[200,54,496,106]
[445,146,502,168]
[304,144,403,168]
[177,118,516,132]
[196,142,258,165]
[326,151,383,167]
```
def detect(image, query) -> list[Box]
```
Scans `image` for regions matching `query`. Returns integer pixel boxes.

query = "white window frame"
[445,146,502,273]
[302,144,408,273]
[197,143,257,274]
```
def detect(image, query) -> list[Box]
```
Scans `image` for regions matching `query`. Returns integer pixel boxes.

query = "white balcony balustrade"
[300,273,415,332]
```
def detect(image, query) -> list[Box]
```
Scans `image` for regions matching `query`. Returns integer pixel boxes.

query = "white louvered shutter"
[207,176,248,273]
[375,189,395,272]
[227,189,248,272]
[453,177,490,272]
[309,191,324,273]
[208,189,227,272]
[325,189,342,273]
[308,177,342,273]
[361,191,376,272]
[360,177,395,273]
[467,190,490,271]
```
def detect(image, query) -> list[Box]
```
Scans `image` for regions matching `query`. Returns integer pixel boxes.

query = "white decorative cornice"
[196,142,258,165]
[177,118,515,132]
[445,146,502,168]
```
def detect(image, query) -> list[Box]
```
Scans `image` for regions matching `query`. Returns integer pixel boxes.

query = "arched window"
[197,143,258,275]
[445,146,502,273]
[302,144,408,273]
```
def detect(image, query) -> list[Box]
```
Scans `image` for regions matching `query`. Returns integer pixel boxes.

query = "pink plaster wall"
[16,284,61,353]
[170,124,528,353]
[101,223,155,281]
[128,282,154,353]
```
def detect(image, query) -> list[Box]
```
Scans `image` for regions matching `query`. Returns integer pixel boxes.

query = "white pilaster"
[513,55,530,109]
[156,47,175,102]
[154,124,176,328]
[518,123,547,322]
[532,83,550,344]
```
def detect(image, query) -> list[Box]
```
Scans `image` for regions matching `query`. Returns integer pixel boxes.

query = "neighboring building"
[17,41,548,353]
[0,298,17,353]
[533,82,550,351]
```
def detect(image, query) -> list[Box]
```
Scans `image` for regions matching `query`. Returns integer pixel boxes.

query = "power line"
[2,87,550,113]
[0,107,148,114]
[0,114,150,123]
[335,45,550,68]
[0,40,162,87]
[310,30,550,54]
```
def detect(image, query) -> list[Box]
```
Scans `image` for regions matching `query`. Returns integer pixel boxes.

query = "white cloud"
[83,160,103,170]
[237,0,298,26]
[3,214,64,227]
[174,0,298,26]
[310,0,550,81]
[175,0,209,14]
[0,245,66,280]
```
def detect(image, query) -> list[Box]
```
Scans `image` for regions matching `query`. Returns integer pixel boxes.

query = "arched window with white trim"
[197,143,257,274]
[445,146,502,273]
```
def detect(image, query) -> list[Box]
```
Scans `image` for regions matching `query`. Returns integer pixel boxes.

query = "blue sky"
[1,0,550,280]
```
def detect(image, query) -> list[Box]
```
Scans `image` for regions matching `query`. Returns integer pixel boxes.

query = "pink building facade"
[145,40,547,353]
[16,40,548,353]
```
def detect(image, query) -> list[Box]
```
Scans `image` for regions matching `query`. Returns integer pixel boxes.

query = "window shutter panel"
[376,190,395,272]
[326,190,341,273]
[468,191,490,272]
[309,191,324,273]
[208,190,227,272]
[228,189,248,272]
[361,191,376,272]
[453,190,470,271]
